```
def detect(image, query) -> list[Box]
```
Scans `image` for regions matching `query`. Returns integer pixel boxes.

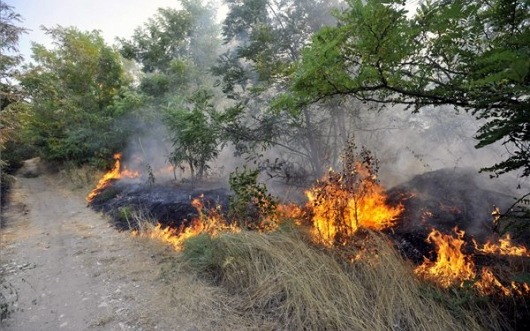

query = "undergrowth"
[177,225,507,331]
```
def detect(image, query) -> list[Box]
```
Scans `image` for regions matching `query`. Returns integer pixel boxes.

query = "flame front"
[474,234,530,257]
[86,153,122,202]
[86,153,140,202]
[135,196,240,251]
[415,227,530,296]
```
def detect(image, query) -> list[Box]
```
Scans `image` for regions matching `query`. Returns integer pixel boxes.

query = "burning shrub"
[306,140,403,246]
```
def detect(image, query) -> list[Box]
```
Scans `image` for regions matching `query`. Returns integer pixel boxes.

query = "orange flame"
[306,164,403,246]
[474,234,530,257]
[86,153,122,202]
[135,220,211,251]
[474,267,511,296]
[86,153,140,202]
[133,196,240,251]
[414,227,476,288]
[415,228,530,296]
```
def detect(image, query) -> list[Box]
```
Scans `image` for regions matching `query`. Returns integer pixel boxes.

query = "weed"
[228,166,278,231]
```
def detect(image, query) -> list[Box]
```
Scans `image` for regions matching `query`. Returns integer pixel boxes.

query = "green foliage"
[179,233,221,278]
[217,0,341,94]
[0,2,27,109]
[280,0,530,178]
[18,26,130,166]
[1,102,37,174]
[119,7,194,74]
[165,90,222,180]
[1,3,32,196]
[228,166,279,230]
[214,0,346,178]
[117,1,222,162]
[421,283,486,320]
[118,1,220,101]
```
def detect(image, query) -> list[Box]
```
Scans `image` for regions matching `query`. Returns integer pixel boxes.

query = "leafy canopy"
[0,2,28,108]
[278,0,530,177]
[1,3,32,180]
[118,1,220,99]
[19,26,130,166]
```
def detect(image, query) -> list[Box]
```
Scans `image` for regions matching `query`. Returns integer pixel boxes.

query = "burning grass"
[86,153,139,202]
[131,197,240,251]
[415,227,530,298]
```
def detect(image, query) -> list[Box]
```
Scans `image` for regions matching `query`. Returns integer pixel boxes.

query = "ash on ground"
[89,179,231,231]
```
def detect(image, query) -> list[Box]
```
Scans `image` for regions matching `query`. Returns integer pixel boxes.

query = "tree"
[0,3,32,182]
[19,26,129,166]
[117,1,223,178]
[214,0,342,97]
[277,0,530,178]
[0,2,27,108]
[118,1,221,100]
[213,0,344,179]
[165,90,222,180]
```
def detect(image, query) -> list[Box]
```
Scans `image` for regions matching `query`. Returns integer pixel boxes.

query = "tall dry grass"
[177,225,507,331]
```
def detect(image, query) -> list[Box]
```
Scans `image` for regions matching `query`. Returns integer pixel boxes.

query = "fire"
[415,227,530,296]
[474,267,511,296]
[306,163,403,246]
[136,220,210,251]
[134,195,240,251]
[414,227,476,288]
[474,234,530,257]
[86,153,140,202]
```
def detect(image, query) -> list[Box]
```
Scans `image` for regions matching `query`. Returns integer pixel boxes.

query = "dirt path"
[0,173,199,331]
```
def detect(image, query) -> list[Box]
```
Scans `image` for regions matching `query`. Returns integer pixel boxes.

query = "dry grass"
[175,225,507,331]
[56,163,102,194]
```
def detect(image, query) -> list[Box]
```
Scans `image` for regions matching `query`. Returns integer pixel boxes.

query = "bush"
[228,166,279,231]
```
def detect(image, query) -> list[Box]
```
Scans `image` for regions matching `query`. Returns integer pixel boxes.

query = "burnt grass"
[88,168,530,330]
[88,179,231,231]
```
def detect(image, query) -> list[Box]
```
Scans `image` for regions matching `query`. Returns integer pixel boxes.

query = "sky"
[8,0,186,63]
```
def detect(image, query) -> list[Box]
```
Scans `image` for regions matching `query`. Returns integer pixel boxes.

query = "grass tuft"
[179,226,506,331]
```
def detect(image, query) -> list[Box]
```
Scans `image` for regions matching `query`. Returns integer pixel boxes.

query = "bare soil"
[0,163,200,330]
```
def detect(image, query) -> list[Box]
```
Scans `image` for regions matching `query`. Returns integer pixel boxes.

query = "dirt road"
[0,172,199,331]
